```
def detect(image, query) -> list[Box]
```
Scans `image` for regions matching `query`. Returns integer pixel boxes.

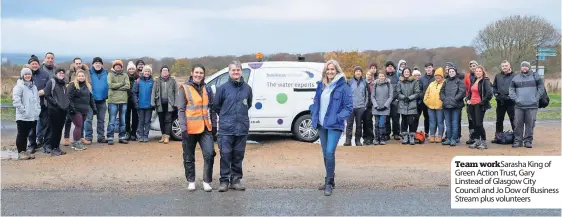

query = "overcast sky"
[1,0,560,58]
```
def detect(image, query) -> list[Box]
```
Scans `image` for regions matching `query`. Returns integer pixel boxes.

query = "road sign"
[538,47,557,52]
[538,56,546,60]
[538,52,557,57]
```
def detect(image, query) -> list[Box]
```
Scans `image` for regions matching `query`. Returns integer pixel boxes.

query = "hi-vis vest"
[182,84,212,134]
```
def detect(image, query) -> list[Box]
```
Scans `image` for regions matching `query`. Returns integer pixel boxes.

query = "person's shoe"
[81,138,92,145]
[51,148,66,156]
[18,151,31,160]
[512,142,522,148]
[343,138,351,146]
[97,138,108,143]
[187,182,196,191]
[43,147,52,154]
[71,141,87,151]
[163,135,170,144]
[379,139,386,145]
[27,147,37,154]
[130,134,137,141]
[323,177,333,196]
[449,140,457,147]
[203,182,213,192]
[144,137,149,142]
[119,139,128,144]
[393,135,401,140]
[429,136,435,143]
[318,175,335,190]
[63,138,71,146]
[355,140,363,146]
[159,135,165,143]
[107,140,114,145]
[218,183,229,192]
[36,140,43,149]
[230,183,246,191]
[124,133,131,141]
[524,142,533,148]
[409,133,415,145]
[435,136,442,143]
[442,139,451,146]
[466,138,475,145]
[469,139,479,149]
[401,133,409,144]
[477,140,488,150]
[373,138,380,145]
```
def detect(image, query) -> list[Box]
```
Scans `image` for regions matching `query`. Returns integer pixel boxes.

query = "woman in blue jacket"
[132,65,154,143]
[311,59,353,196]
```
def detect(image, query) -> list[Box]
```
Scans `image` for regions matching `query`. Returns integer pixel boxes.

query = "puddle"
[1,147,19,160]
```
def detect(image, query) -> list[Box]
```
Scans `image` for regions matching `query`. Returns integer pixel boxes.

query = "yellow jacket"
[424,80,444,109]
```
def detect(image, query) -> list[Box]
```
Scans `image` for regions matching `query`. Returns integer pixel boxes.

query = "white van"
[152,61,324,142]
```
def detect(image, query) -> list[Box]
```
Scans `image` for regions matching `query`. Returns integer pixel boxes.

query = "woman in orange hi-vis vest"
[177,64,217,192]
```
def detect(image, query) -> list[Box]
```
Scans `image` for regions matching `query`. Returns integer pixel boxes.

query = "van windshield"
[208,68,251,88]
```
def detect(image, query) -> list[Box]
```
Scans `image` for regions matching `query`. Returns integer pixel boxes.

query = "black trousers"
[346,108,365,141]
[416,103,429,133]
[468,104,486,140]
[219,135,247,184]
[158,103,172,135]
[63,114,72,139]
[385,100,400,136]
[466,104,474,139]
[400,114,416,133]
[183,130,216,183]
[125,99,139,137]
[362,107,373,141]
[16,120,36,153]
[46,108,67,150]
[495,100,515,133]
[30,106,50,148]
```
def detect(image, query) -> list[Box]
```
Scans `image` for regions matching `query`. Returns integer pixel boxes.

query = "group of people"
[13,53,252,193]
[310,59,546,196]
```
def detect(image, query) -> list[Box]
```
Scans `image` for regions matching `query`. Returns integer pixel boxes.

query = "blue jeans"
[318,126,342,178]
[374,115,386,137]
[443,108,461,141]
[107,103,127,141]
[137,109,152,139]
[84,102,107,141]
[428,109,444,137]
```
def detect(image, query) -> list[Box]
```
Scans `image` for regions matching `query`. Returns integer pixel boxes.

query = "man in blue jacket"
[213,61,253,192]
[28,54,53,153]
[84,57,109,144]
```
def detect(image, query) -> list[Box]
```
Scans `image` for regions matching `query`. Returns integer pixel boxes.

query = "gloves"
[376,106,387,111]
[403,97,410,102]
[212,127,217,142]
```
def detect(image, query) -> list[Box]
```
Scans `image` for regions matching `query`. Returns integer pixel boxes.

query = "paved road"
[2,188,560,216]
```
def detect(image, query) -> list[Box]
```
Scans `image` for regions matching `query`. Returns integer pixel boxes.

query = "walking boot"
[18,151,32,160]
[81,138,92,145]
[435,136,442,143]
[323,177,333,196]
[465,130,475,144]
[63,138,71,146]
[477,140,488,150]
[159,135,165,143]
[129,133,137,141]
[97,138,108,143]
[124,132,131,141]
[163,135,170,144]
[512,141,522,148]
[51,148,66,156]
[230,182,246,191]
[524,141,533,148]
[71,141,87,151]
[450,139,457,147]
[401,133,409,144]
[318,174,335,190]
[469,139,480,149]
[429,136,435,143]
[343,137,351,146]
[119,139,128,144]
[442,139,451,146]
[393,134,401,140]
[373,137,380,145]
[107,140,114,145]
[355,139,362,146]
[218,183,229,192]
[409,133,415,145]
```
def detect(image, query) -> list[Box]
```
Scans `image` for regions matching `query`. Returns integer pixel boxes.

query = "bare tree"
[472,15,561,71]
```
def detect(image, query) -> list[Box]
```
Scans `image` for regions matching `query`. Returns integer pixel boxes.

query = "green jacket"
[107,69,130,104]
[151,76,177,112]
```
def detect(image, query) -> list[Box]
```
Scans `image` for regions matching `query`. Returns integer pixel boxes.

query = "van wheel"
[171,118,182,141]
[292,114,319,142]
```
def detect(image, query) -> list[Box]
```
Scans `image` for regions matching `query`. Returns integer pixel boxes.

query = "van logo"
[265,71,314,79]
[304,71,314,78]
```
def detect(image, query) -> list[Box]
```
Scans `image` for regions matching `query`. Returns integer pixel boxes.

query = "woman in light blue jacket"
[12,68,41,159]
[311,59,353,196]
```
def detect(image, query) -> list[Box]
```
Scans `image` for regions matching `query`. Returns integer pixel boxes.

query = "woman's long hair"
[475,65,489,79]
[72,70,92,92]
[321,59,345,87]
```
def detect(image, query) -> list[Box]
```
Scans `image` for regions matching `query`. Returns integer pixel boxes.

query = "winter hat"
[21,68,32,77]
[385,61,396,69]
[521,61,531,67]
[445,62,455,68]
[55,68,66,74]
[28,55,40,64]
[434,67,444,78]
[127,61,136,70]
[135,60,145,66]
[160,65,170,72]
[92,57,103,65]
[112,59,123,68]
[412,70,422,76]
[142,65,153,73]
[469,60,478,66]
[353,66,363,72]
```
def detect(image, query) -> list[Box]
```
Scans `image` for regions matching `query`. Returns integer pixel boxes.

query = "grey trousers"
[514,108,537,144]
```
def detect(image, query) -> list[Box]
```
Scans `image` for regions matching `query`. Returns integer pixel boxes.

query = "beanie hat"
[385,61,396,69]
[28,55,40,64]
[112,59,123,68]
[434,67,444,78]
[469,60,478,66]
[521,61,531,67]
[135,60,145,66]
[55,68,66,74]
[445,62,455,68]
[127,61,136,70]
[143,65,153,73]
[412,70,422,76]
[353,66,363,72]
[92,57,103,65]
[21,68,32,77]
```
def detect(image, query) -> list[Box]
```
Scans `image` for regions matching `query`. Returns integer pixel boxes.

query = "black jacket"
[44,77,70,111]
[68,81,97,114]
[440,76,466,109]
[467,77,493,110]
[127,73,139,103]
[493,71,516,102]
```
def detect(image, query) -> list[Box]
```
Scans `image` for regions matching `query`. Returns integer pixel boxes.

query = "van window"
[209,68,251,88]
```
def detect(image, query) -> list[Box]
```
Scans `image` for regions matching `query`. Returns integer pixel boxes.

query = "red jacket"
[464,72,475,96]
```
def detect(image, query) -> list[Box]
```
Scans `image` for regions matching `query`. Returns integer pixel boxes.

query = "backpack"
[534,73,550,108]
[493,131,514,145]
[414,131,426,144]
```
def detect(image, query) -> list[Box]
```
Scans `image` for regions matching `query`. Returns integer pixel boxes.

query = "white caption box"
[451,156,562,209]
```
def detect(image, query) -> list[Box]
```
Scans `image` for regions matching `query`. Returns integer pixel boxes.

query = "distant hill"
[1,53,120,65]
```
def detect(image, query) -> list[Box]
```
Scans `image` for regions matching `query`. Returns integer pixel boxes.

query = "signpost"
[536,47,557,74]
